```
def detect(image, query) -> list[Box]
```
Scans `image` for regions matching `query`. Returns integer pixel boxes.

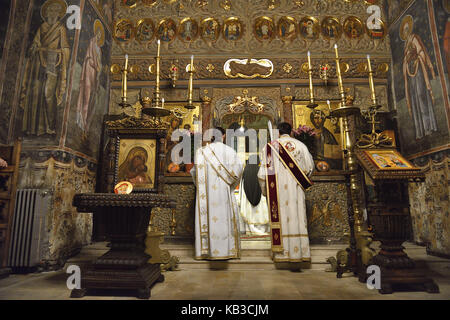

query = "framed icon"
[299,16,320,41]
[343,16,364,39]
[278,16,297,41]
[321,16,342,40]
[178,17,199,42]
[114,19,134,42]
[200,17,220,42]
[223,17,243,41]
[135,18,155,44]
[157,18,177,42]
[254,16,275,42]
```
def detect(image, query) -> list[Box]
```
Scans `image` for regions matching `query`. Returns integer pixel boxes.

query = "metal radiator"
[7,189,49,270]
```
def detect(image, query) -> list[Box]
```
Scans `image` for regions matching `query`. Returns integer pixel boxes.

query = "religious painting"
[135,18,155,44]
[164,102,201,176]
[19,0,71,139]
[121,0,136,8]
[363,150,415,170]
[433,0,450,84]
[277,16,297,41]
[178,18,199,43]
[223,17,243,41]
[117,139,157,190]
[224,58,273,79]
[200,17,220,42]
[389,0,448,159]
[343,16,364,39]
[114,19,134,42]
[65,0,112,158]
[366,19,387,40]
[157,18,177,42]
[299,16,320,41]
[293,102,343,170]
[254,16,275,42]
[321,16,342,40]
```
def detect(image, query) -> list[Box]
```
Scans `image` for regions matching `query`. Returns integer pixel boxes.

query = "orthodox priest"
[191,127,244,260]
[258,122,315,266]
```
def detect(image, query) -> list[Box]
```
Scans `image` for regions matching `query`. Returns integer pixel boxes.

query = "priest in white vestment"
[257,122,315,264]
[191,127,244,260]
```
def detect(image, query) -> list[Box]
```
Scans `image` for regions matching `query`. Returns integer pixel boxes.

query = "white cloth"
[237,180,270,234]
[191,142,244,260]
[257,134,315,262]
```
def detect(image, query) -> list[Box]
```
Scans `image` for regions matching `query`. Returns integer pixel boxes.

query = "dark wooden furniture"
[356,149,439,294]
[0,139,21,277]
[71,193,176,299]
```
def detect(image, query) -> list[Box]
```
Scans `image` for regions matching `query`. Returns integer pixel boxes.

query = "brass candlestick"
[119,54,131,108]
[185,55,196,110]
[307,51,318,109]
[367,55,382,109]
[142,40,171,117]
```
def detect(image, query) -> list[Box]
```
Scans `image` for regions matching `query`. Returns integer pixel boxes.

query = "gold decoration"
[321,16,342,40]
[206,63,215,72]
[299,16,320,41]
[224,58,273,78]
[343,16,364,39]
[223,17,244,41]
[277,16,297,41]
[178,17,199,43]
[254,16,276,42]
[283,63,292,73]
[220,0,232,10]
[200,17,221,42]
[105,116,169,129]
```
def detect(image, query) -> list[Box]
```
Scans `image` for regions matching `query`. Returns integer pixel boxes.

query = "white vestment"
[191,142,244,260]
[257,134,315,262]
[238,180,270,234]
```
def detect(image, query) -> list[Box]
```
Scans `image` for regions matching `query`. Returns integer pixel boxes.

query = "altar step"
[66,241,448,272]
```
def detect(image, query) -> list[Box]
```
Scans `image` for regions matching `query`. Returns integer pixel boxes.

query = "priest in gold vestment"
[191,127,244,260]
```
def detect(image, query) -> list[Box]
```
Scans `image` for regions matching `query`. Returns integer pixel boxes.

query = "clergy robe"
[191,141,244,260]
[257,134,315,262]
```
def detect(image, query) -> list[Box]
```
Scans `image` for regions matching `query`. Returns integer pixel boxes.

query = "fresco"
[389,0,449,158]
[65,0,112,158]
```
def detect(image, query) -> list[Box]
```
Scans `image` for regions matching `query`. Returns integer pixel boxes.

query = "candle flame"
[334,44,338,49]
[307,51,310,56]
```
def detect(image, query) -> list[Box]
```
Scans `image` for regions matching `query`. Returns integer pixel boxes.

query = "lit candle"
[124,54,128,71]
[188,55,194,104]
[190,55,194,71]
[162,97,165,108]
[327,100,331,112]
[334,44,345,102]
[308,51,314,103]
[157,39,161,58]
[367,54,377,105]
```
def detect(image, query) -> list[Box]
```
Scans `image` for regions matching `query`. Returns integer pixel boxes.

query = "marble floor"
[0,242,449,300]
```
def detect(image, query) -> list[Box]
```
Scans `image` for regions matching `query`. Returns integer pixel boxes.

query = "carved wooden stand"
[71,193,176,299]
[368,203,439,294]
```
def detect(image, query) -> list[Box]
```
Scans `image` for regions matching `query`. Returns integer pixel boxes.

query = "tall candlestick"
[155,42,160,107]
[188,55,194,104]
[334,44,346,105]
[308,51,314,103]
[123,54,128,98]
[367,54,377,105]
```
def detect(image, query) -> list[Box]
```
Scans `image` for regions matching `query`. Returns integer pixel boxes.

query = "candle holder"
[306,51,318,109]
[184,58,196,110]
[118,55,131,108]
[319,63,330,86]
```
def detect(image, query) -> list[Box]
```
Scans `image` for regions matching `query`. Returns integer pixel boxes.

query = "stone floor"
[0,241,449,300]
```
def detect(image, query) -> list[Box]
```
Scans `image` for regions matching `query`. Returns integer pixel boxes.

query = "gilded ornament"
[343,16,364,39]
[299,16,320,41]
[254,16,275,42]
[178,18,199,43]
[206,63,215,73]
[224,58,273,79]
[277,16,297,41]
[200,18,221,42]
[321,16,342,40]
[223,17,243,41]
[283,63,293,73]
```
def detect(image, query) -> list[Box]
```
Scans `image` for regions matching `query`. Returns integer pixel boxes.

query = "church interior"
[0,0,449,301]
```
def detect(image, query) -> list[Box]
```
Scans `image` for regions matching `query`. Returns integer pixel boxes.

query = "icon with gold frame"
[135,18,155,44]
[277,16,297,41]
[157,18,177,43]
[363,149,415,170]
[200,17,220,42]
[299,16,320,41]
[321,16,342,40]
[178,17,199,43]
[223,17,243,41]
[114,19,134,42]
[343,16,364,39]
[366,19,387,40]
[121,0,137,8]
[254,16,275,42]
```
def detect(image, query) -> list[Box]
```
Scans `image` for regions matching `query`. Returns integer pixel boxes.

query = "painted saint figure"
[76,20,104,136]
[310,110,341,169]
[20,0,70,136]
[118,146,153,186]
[401,16,438,140]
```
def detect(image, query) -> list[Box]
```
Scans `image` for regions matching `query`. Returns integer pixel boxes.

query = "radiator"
[7,189,49,270]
